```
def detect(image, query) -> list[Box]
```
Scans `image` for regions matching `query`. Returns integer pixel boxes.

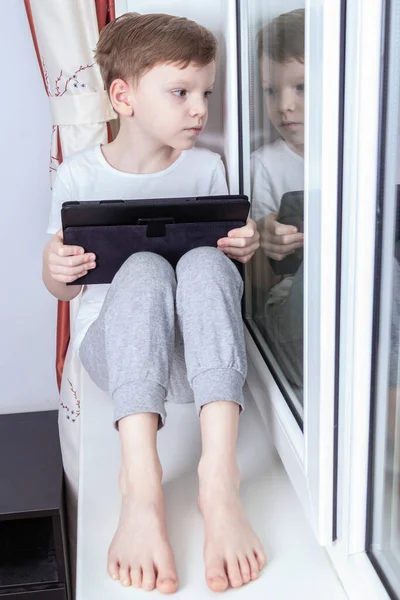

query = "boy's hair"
[257,8,305,64]
[95,12,218,93]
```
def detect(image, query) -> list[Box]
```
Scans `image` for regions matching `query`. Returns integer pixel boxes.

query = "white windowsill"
[76,376,348,600]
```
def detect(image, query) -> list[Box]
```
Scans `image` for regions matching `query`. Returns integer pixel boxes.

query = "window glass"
[369,2,400,595]
[247,1,306,421]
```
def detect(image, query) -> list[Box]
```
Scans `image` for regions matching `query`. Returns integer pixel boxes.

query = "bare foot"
[198,459,266,592]
[107,466,178,594]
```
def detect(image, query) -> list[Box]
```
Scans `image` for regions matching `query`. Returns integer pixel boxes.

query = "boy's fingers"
[263,215,297,236]
[263,232,304,246]
[261,240,304,260]
[228,225,255,238]
[220,240,259,257]
[224,247,258,263]
[259,211,278,227]
[219,230,259,248]
[50,252,96,267]
[272,222,298,236]
[51,262,94,277]
[218,237,246,248]
[58,244,85,257]
[262,239,304,253]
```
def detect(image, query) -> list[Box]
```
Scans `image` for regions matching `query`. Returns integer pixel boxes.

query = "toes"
[226,556,243,588]
[238,554,251,584]
[157,574,178,594]
[130,566,142,588]
[119,564,131,587]
[205,556,229,592]
[254,547,266,571]
[142,562,156,591]
[156,563,178,594]
[207,572,229,592]
[247,551,260,580]
[107,558,120,581]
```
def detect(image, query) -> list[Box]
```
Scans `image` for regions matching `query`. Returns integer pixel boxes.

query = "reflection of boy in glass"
[251,9,305,390]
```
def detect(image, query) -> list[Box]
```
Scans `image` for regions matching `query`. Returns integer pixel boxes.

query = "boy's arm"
[42,164,95,301]
[42,231,84,302]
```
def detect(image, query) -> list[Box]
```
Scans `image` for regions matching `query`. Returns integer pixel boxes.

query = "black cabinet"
[0,411,70,599]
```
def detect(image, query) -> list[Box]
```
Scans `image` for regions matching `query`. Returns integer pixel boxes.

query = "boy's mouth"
[281,121,302,129]
[185,127,203,136]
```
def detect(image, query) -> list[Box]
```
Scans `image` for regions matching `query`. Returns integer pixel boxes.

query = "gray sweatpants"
[79,247,247,428]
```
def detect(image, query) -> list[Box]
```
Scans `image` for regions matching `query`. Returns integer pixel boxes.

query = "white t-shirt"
[250,138,304,221]
[250,139,304,304]
[47,144,228,349]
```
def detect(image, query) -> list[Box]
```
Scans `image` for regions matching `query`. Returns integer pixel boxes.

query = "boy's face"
[260,57,305,150]
[127,61,216,150]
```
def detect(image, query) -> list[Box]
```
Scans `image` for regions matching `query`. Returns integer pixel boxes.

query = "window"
[241,0,343,543]
[368,1,400,595]
[245,1,306,423]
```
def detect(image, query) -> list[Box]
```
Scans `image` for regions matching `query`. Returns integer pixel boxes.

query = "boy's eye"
[172,90,187,98]
[265,87,276,97]
[296,83,305,93]
[205,90,213,98]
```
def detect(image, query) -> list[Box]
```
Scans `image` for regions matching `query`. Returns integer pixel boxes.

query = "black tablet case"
[62,195,249,285]
[269,190,304,276]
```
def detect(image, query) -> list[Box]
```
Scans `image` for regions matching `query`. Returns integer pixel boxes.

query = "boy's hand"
[45,229,96,284]
[259,212,304,261]
[217,218,260,264]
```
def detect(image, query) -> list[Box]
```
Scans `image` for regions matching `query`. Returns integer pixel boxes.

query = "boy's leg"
[176,247,266,592]
[198,402,266,590]
[79,252,178,594]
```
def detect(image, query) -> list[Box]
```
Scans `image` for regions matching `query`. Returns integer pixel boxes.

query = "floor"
[77,378,348,599]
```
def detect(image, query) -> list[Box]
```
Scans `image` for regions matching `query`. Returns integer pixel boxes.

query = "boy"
[251,9,305,389]
[42,12,264,595]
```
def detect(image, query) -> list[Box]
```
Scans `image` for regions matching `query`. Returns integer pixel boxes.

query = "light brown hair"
[95,12,218,93]
[257,8,305,64]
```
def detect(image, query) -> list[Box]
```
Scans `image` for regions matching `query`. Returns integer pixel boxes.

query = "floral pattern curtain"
[24,0,117,587]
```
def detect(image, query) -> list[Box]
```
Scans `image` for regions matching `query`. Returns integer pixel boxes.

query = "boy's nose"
[189,97,208,118]
[278,90,296,113]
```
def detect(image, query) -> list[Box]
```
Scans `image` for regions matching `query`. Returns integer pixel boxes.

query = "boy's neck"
[102,120,182,175]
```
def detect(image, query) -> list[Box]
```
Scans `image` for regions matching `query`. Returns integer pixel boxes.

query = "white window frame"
[328,0,397,598]
[246,0,395,595]
[335,0,383,556]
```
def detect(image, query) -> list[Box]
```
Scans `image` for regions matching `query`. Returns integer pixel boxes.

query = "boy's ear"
[109,78,134,117]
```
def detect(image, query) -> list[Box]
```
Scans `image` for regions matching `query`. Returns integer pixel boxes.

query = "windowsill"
[76,377,348,599]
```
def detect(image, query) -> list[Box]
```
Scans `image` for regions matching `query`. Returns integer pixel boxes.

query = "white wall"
[0,2,58,412]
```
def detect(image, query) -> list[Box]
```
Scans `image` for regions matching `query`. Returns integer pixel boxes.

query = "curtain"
[24,1,117,590]
[25,0,116,390]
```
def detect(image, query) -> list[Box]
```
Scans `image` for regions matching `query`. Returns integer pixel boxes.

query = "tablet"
[269,190,304,276]
[62,195,250,285]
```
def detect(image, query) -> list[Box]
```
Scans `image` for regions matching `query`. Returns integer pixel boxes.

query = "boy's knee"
[177,246,227,272]
[176,247,238,282]
[114,251,175,285]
